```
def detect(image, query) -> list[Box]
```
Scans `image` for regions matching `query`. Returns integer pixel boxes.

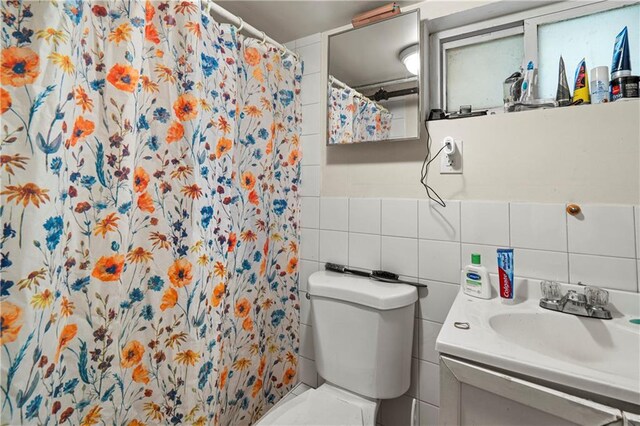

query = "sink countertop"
[436,276,640,406]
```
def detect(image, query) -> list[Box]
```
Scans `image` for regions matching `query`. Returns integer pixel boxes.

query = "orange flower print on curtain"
[0,1,301,425]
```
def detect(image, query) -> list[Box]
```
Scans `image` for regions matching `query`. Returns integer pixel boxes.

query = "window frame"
[441,26,524,113]
[430,0,639,112]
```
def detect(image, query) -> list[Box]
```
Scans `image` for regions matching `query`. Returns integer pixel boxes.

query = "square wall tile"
[461,244,500,274]
[567,205,635,258]
[382,199,418,238]
[301,228,319,261]
[349,198,381,234]
[510,203,567,252]
[461,201,509,246]
[301,71,321,105]
[300,323,314,359]
[301,103,321,135]
[417,319,442,364]
[299,260,319,293]
[300,165,320,197]
[319,230,348,264]
[301,197,319,229]
[298,42,322,74]
[299,356,318,387]
[420,401,440,426]
[514,248,568,282]
[301,134,321,166]
[419,240,461,283]
[378,396,415,426]
[419,360,440,406]
[417,281,460,323]
[419,200,460,241]
[319,197,349,231]
[569,254,637,292]
[349,233,381,271]
[382,236,419,278]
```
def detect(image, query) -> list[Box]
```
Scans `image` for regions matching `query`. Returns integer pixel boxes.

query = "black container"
[610,76,639,101]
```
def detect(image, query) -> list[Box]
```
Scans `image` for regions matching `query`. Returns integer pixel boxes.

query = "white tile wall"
[382,199,418,237]
[300,165,320,197]
[349,198,381,234]
[510,203,567,252]
[461,201,510,246]
[348,233,381,270]
[300,197,319,229]
[567,204,636,258]
[318,230,348,264]
[382,236,419,278]
[300,228,319,261]
[319,197,349,231]
[418,239,461,283]
[569,253,637,292]
[299,196,640,425]
[301,134,321,166]
[419,200,460,242]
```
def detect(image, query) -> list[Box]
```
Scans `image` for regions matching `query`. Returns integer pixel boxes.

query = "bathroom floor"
[263,383,314,417]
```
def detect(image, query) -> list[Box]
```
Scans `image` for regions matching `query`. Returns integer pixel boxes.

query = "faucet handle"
[585,286,609,308]
[540,280,562,301]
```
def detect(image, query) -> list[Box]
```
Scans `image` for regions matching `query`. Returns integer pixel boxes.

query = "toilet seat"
[258,383,378,426]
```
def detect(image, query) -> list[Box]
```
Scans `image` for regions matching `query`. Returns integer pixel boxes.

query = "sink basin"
[489,312,640,377]
[436,277,640,406]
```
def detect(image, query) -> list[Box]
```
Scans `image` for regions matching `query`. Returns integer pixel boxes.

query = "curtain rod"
[204,1,299,61]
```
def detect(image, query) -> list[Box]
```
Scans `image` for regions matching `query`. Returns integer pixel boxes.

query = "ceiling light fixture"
[399,44,420,76]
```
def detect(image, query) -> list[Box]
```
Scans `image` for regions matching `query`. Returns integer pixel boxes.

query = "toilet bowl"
[258,270,417,425]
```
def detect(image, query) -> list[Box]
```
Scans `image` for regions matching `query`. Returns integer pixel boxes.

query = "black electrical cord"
[420,119,446,208]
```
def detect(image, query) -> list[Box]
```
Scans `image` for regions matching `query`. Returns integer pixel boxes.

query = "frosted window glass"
[446,34,524,112]
[538,4,640,100]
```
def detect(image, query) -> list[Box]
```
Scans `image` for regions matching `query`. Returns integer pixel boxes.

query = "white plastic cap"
[590,66,609,83]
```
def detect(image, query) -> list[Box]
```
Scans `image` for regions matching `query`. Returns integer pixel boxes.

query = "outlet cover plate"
[440,138,463,174]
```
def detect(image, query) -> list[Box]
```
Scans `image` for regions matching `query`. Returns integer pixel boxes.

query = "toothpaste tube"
[497,249,514,303]
[611,26,631,79]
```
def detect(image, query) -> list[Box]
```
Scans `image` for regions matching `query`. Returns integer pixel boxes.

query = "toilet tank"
[308,271,418,399]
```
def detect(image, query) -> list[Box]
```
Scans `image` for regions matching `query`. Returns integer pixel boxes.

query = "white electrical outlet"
[440,137,463,174]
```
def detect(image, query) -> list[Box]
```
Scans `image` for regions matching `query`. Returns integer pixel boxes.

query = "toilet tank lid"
[308,270,417,310]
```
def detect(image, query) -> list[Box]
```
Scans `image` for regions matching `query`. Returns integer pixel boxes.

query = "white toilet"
[259,270,418,425]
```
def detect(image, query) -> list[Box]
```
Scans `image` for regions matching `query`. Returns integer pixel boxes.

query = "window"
[431,1,640,112]
[444,29,524,112]
[536,3,640,99]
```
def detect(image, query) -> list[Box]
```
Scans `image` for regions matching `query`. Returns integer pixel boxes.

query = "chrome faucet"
[539,281,612,320]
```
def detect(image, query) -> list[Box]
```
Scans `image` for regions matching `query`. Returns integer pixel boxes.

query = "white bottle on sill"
[463,253,491,299]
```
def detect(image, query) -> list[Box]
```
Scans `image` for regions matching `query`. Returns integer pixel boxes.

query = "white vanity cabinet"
[439,356,638,426]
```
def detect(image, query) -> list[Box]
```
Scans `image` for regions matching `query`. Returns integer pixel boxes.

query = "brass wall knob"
[566,204,581,216]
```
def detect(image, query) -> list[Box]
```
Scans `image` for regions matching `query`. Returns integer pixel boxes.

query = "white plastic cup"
[590,66,609,104]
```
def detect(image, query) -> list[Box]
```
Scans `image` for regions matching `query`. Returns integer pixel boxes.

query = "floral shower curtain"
[0,1,301,425]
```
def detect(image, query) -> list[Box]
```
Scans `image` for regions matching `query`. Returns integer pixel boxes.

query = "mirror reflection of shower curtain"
[328,87,355,144]
[353,98,392,142]
[328,82,392,144]
[0,1,301,425]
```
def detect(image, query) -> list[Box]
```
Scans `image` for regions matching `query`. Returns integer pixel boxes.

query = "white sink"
[436,277,640,406]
